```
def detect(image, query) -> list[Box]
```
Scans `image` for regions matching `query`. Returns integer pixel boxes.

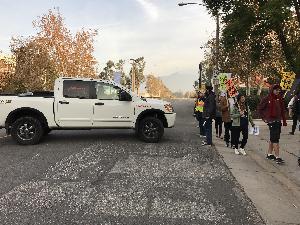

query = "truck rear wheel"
[11,116,44,145]
[138,117,164,143]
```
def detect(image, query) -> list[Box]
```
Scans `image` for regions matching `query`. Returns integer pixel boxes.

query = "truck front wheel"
[138,117,164,143]
[11,116,44,145]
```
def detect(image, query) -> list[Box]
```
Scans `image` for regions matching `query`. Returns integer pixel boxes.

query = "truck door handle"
[95,102,104,106]
[59,101,69,104]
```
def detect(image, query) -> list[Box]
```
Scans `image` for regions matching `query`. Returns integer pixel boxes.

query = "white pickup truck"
[0,77,176,145]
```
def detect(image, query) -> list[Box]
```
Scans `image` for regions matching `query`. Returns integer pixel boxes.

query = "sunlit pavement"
[0,100,263,225]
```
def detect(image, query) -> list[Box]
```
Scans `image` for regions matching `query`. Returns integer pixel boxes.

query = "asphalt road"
[0,99,264,225]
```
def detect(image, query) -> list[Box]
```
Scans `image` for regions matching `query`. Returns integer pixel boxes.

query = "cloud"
[135,0,159,21]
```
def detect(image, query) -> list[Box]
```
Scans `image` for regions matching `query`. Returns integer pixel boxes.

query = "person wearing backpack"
[288,89,300,135]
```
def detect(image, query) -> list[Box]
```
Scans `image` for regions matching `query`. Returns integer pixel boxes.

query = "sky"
[0,0,216,91]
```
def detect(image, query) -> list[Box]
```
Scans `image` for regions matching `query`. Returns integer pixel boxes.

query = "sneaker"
[275,157,285,164]
[202,142,212,147]
[239,148,247,156]
[289,132,294,135]
[234,148,240,155]
[266,154,276,160]
[226,142,230,148]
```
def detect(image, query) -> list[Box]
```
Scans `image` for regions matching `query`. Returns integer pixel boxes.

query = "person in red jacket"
[258,84,287,164]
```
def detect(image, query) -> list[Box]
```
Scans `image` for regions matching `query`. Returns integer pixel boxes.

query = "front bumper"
[165,113,176,128]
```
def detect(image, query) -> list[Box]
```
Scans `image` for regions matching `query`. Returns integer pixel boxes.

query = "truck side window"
[96,83,120,100]
[63,80,93,99]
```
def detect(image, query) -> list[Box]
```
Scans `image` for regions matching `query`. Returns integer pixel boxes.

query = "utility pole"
[213,10,220,96]
[215,11,220,73]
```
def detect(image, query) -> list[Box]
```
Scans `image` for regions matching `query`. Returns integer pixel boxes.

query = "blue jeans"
[205,118,213,145]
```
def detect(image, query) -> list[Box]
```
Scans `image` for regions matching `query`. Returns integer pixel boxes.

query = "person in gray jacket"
[202,84,216,146]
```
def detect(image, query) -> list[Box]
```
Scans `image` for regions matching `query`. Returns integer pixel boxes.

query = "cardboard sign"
[218,73,231,92]
[280,72,296,90]
[226,79,238,97]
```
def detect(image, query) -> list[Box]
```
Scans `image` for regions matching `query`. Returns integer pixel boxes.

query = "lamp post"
[178,2,220,91]
[198,62,202,89]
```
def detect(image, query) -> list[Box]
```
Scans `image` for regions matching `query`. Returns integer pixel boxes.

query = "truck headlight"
[164,104,174,112]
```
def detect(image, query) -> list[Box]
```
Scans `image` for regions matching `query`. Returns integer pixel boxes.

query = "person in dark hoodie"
[258,84,287,164]
[202,84,216,146]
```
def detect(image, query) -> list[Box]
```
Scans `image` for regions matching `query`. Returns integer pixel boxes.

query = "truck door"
[55,80,94,127]
[92,82,133,128]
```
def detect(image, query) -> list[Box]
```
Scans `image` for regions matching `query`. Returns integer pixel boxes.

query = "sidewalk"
[248,120,300,187]
[213,120,300,225]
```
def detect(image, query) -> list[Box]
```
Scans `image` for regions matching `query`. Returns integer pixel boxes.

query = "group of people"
[194,83,300,165]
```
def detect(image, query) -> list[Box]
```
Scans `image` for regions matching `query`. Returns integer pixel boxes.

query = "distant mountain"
[159,72,196,93]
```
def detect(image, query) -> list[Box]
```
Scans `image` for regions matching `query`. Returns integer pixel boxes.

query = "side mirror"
[119,90,132,101]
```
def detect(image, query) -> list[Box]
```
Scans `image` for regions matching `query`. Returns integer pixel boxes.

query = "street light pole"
[178,2,220,93]
[198,62,202,89]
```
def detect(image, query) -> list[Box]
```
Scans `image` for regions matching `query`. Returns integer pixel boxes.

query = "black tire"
[44,128,52,136]
[11,116,44,145]
[138,117,164,143]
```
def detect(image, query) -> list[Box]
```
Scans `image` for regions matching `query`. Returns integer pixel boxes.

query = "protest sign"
[226,78,238,97]
[218,73,231,92]
[280,72,296,91]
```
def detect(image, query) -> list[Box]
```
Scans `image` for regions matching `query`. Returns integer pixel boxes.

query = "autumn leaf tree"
[146,74,174,98]
[9,8,98,91]
[0,54,15,92]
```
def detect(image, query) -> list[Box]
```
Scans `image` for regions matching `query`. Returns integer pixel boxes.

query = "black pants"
[291,115,300,133]
[240,125,248,149]
[215,117,223,137]
[224,122,232,144]
[231,126,240,149]
[198,117,206,136]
